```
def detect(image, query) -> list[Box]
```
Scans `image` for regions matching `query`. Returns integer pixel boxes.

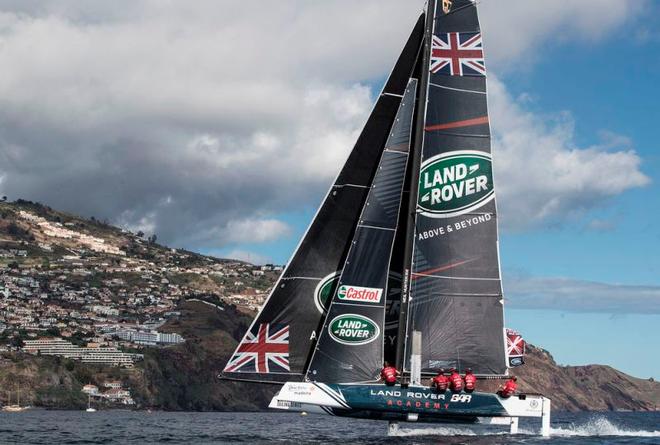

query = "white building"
[111,329,184,346]
[22,338,142,367]
[82,384,99,395]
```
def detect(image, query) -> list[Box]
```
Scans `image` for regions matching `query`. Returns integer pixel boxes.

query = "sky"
[0,1,658,379]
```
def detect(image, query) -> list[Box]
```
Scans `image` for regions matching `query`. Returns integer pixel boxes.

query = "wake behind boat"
[221,0,550,437]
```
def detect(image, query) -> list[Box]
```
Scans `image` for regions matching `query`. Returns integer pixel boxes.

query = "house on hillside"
[82,384,99,395]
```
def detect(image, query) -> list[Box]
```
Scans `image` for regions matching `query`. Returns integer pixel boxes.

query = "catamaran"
[221,0,551,436]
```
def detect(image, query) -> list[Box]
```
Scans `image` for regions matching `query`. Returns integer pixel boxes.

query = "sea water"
[0,410,658,444]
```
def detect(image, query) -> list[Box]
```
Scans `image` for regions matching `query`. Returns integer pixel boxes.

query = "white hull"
[269,382,551,437]
[2,405,31,412]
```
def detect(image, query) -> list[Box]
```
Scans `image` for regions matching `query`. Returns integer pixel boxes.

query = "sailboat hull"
[270,382,549,424]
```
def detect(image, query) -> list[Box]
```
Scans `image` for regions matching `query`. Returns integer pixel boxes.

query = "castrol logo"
[337,285,383,304]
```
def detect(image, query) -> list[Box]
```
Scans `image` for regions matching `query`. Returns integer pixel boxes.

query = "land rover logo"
[328,314,380,345]
[418,150,494,218]
[314,272,341,314]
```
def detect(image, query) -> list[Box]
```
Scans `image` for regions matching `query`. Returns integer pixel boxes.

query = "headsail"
[400,0,508,376]
[307,80,418,383]
[222,15,425,383]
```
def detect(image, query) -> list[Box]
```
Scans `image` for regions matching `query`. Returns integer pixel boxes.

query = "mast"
[396,0,435,373]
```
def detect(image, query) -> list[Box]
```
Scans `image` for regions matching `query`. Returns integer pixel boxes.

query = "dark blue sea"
[0,410,658,444]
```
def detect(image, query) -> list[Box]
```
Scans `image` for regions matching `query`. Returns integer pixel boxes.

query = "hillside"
[0,199,278,410]
[0,299,276,410]
[0,199,658,412]
[513,346,659,411]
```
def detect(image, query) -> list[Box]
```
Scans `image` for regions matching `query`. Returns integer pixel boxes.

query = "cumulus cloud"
[0,0,651,251]
[489,77,650,230]
[479,0,648,68]
[505,275,660,314]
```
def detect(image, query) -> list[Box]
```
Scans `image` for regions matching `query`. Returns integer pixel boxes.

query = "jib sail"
[221,15,424,383]
[401,0,507,376]
[307,80,418,383]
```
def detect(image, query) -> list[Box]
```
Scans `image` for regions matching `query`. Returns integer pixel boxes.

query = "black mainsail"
[400,0,507,376]
[222,16,424,383]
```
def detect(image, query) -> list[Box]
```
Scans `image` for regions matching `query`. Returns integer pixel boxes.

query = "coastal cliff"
[513,345,659,411]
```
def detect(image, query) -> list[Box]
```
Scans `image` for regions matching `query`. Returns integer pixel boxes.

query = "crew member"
[497,376,518,398]
[449,367,463,393]
[380,361,399,386]
[430,369,450,392]
[464,368,477,393]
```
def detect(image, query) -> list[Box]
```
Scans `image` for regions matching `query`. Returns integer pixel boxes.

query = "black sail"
[307,80,418,384]
[402,0,507,376]
[222,15,424,383]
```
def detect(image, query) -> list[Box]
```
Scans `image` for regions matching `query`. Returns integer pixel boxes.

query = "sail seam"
[429,82,486,95]
[425,131,489,138]
[382,92,404,98]
[334,184,370,189]
[410,293,501,298]
[356,224,396,232]
[411,273,499,280]
[281,276,322,281]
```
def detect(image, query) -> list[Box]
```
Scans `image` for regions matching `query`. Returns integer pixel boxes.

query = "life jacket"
[381,366,397,384]
[464,373,477,392]
[500,379,517,397]
[449,372,463,392]
[431,374,449,391]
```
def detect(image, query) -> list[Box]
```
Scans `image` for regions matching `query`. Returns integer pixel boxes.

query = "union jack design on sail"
[430,32,485,76]
[506,328,526,367]
[224,323,290,373]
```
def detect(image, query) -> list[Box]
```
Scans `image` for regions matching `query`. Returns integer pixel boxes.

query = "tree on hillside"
[9,335,24,348]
